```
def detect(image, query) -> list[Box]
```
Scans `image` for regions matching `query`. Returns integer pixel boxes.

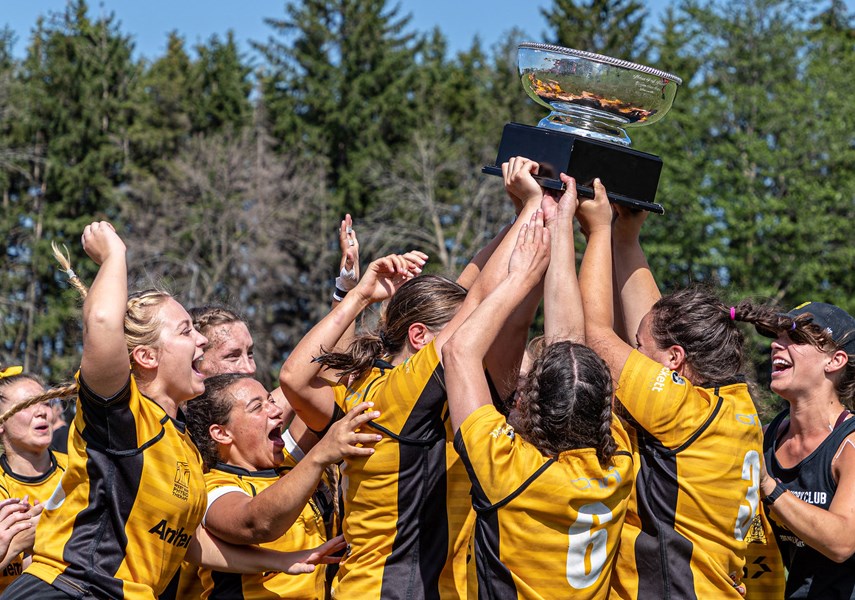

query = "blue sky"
[2,0,851,62]
[2,0,675,60]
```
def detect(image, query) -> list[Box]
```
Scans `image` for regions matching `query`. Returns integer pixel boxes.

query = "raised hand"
[338,214,360,283]
[508,209,550,284]
[502,156,543,212]
[313,401,382,464]
[576,178,613,238]
[81,221,126,265]
[353,252,427,304]
[612,201,649,243]
[541,173,579,228]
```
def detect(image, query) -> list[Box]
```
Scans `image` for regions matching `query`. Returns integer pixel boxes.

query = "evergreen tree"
[129,31,195,171]
[1,0,137,374]
[542,0,650,60]
[190,31,253,134]
[255,0,420,214]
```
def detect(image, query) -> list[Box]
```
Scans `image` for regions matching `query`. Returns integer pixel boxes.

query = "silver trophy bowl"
[519,43,682,147]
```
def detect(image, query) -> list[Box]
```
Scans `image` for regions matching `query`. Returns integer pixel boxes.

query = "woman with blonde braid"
[1,222,344,600]
[0,371,68,593]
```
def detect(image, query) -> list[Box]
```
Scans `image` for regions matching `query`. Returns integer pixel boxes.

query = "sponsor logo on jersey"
[744,514,767,544]
[671,372,685,385]
[149,519,193,548]
[173,461,191,500]
[651,366,671,392]
[736,413,760,426]
[489,422,515,441]
[570,466,624,490]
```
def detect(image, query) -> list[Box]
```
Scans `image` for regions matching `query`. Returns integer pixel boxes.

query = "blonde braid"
[0,382,78,427]
[51,241,88,299]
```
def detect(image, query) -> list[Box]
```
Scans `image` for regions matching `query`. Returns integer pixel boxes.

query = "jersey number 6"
[566,502,614,589]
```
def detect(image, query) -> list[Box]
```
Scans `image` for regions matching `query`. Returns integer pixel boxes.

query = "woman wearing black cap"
[758,301,855,599]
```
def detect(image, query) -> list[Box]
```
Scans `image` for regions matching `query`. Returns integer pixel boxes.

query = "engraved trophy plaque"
[482,43,682,214]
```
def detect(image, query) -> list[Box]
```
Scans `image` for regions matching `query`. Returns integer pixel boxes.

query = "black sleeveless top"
[764,409,855,599]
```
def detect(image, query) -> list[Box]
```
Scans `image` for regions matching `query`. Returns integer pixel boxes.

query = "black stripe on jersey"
[379,367,449,600]
[210,571,245,599]
[158,570,180,600]
[56,381,149,600]
[627,391,724,600]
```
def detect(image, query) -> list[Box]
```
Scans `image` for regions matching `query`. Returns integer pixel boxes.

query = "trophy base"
[482,123,665,214]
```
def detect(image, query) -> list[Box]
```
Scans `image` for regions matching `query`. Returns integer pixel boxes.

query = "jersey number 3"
[734,450,760,541]
[566,502,613,589]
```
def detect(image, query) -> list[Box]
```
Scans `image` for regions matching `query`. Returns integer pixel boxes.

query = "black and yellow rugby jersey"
[26,374,206,600]
[610,350,765,600]
[0,450,67,591]
[453,405,633,599]
[329,340,466,600]
[741,509,785,599]
[198,458,327,600]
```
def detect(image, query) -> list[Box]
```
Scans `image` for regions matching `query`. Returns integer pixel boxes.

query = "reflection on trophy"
[482,43,682,214]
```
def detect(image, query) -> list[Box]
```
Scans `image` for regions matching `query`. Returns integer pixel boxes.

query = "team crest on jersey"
[744,514,767,544]
[490,422,515,441]
[173,461,191,500]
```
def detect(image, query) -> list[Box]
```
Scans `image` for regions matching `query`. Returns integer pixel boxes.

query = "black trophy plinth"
[482,123,665,214]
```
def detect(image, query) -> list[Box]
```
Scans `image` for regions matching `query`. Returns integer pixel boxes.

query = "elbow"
[827,545,855,564]
[442,337,469,368]
[278,360,300,397]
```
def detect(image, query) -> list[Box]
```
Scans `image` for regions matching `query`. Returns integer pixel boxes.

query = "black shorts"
[1,574,75,599]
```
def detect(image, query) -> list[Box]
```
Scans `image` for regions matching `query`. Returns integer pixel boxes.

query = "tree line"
[2,0,853,417]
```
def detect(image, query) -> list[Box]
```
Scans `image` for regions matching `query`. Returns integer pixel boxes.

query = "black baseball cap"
[761,301,855,356]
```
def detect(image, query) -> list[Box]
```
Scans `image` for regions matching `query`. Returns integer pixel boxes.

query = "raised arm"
[203,402,379,544]
[434,158,547,400]
[79,221,130,397]
[577,180,632,383]
[280,253,426,431]
[542,173,583,344]
[444,211,550,433]
[612,204,660,346]
[333,214,361,347]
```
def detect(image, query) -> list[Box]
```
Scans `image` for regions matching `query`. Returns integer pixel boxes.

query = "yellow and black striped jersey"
[454,405,634,599]
[198,457,327,600]
[610,350,765,600]
[741,508,786,600]
[0,450,67,592]
[329,340,469,600]
[25,374,207,600]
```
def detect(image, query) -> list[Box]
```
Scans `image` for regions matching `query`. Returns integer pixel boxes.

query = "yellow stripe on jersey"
[454,405,634,600]
[330,340,466,599]
[199,460,327,600]
[25,374,206,600]
[610,350,765,600]
[0,451,67,592]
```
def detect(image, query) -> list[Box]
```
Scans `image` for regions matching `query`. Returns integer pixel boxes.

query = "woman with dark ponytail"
[577,182,783,599]
[281,157,550,600]
[444,178,633,599]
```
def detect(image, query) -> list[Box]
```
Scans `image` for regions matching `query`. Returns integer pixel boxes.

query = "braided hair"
[511,341,616,468]
[0,374,76,428]
[648,285,785,387]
